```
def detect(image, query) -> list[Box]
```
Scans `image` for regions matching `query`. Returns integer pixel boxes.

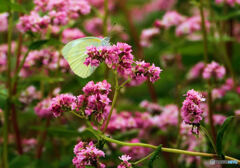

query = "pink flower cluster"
[17,11,51,33]
[118,155,132,168]
[211,78,234,100]
[72,141,105,168]
[151,104,178,130]
[158,11,186,28]
[140,100,162,113]
[181,89,205,134]
[140,28,160,47]
[62,28,85,44]
[153,11,210,37]
[120,138,151,159]
[34,98,53,118]
[19,86,41,104]
[51,80,111,122]
[176,16,210,36]
[187,62,205,80]
[18,0,91,33]
[20,49,69,77]
[0,13,8,32]
[85,43,162,84]
[202,61,226,80]
[215,0,240,6]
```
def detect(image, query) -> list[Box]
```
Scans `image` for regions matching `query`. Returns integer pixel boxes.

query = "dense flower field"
[0,0,240,167]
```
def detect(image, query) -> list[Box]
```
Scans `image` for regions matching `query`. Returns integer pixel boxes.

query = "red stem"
[36,118,51,159]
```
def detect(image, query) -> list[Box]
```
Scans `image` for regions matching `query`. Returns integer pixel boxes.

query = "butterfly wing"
[61,37,103,78]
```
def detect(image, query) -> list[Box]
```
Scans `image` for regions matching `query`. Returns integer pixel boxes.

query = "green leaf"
[28,40,49,50]
[10,155,31,168]
[113,130,139,140]
[30,126,98,139]
[10,2,26,13]
[148,145,162,168]
[216,116,234,158]
[213,10,240,21]
[0,0,26,13]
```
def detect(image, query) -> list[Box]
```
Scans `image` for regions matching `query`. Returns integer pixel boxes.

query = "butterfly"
[61,37,111,78]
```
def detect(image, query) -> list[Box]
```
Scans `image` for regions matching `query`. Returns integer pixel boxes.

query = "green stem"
[200,125,217,153]
[199,0,208,63]
[133,152,154,165]
[11,49,30,90]
[3,1,14,167]
[119,78,131,88]
[103,0,108,36]
[100,135,240,164]
[199,0,217,144]
[103,72,119,133]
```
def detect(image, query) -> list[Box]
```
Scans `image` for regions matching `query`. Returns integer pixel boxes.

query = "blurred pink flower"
[140,28,160,47]
[19,86,41,104]
[62,28,85,43]
[187,62,205,80]
[202,61,226,80]
[34,98,53,118]
[161,11,185,28]
[0,13,8,32]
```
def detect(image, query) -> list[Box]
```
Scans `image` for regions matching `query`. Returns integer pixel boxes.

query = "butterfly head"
[102,37,111,46]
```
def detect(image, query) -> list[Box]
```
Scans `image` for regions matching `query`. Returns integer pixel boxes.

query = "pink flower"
[176,16,210,36]
[187,62,205,80]
[118,155,132,168]
[0,13,8,32]
[34,98,53,118]
[161,11,185,28]
[120,138,151,159]
[202,61,226,80]
[181,89,205,134]
[73,141,105,168]
[62,28,85,43]
[51,94,76,117]
[140,28,160,47]
[140,100,162,113]
[19,86,41,104]
[17,11,50,33]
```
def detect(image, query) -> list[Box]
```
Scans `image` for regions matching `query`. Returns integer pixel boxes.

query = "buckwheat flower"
[181,89,205,134]
[84,17,103,35]
[140,28,160,47]
[205,114,226,125]
[120,138,151,159]
[17,11,50,33]
[34,98,53,118]
[215,0,236,6]
[161,11,185,28]
[22,138,37,152]
[0,13,8,32]
[50,94,76,117]
[19,86,41,104]
[49,11,68,25]
[0,52,7,72]
[68,0,91,19]
[118,155,132,168]
[235,110,240,116]
[140,100,162,113]
[202,61,226,80]
[62,28,85,43]
[176,16,210,36]
[187,62,205,80]
[132,61,162,84]
[72,141,105,168]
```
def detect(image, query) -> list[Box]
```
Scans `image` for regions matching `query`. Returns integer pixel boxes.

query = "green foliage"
[148,145,162,168]
[216,116,235,158]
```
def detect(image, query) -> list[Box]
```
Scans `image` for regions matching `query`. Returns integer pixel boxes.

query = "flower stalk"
[199,0,217,143]
[103,72,119,133]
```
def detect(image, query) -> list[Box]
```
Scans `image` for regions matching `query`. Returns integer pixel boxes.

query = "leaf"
[0,0,26,13]
[148,145,162,168]
[28,40,49,50]
[216,116,234,158]
[30,126,98,139]
[10,155,31,168]
[213,10,240,21]
[113,130,139,140]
